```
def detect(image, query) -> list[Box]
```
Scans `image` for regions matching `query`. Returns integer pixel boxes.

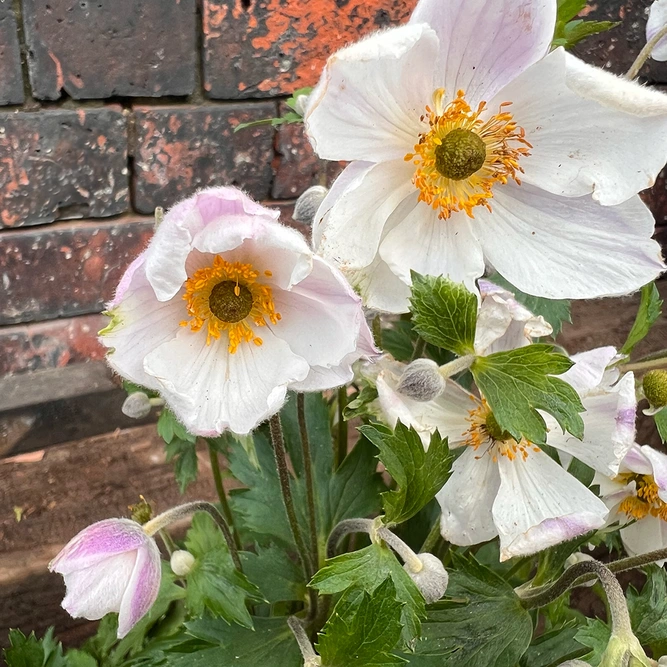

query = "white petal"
[642,445,667,499]
[438,448,500,546]
[494,448,608,561]
[648,0,667,61]
[559,347,619,394]
[477,184,665,300]
[144,328,310,436]
[314,159,416,271]
[379,199,485,296]
[497,48,667,205]
[346,254,412,314]
[305,24,438,162]
[101,257,183,391]
[621,515,667,562]
[409,0,555,105]
[622,445,654,476]
[474,297,513,355]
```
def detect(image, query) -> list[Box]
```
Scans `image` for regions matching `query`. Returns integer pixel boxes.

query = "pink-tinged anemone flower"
[597,444,667,562]
[648,0,667,62]
[305,0,667,313]
[100,187,376,436]
[49,519,161,638]
[371,347,636,560]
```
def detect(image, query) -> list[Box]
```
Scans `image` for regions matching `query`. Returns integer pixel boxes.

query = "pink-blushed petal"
[117,540,162,638]
[305,23,438,162]
[648,0,667,61]
[379,199,486,296]
[641,445,667,499]
[100,257,184,391]
[559,347,619,394]
[410,0,556,105]
[477,183,664,300]
[621,514,667,562]
[474,298,513,355]
[494,448,608,561]
[621,445,654,476]
[346,255,413,314]
[144,328,310,436]
[49,519,148,575]
[547,373,637,478]
[438,448,500,546]
[61,551,137,622]
[314,159,416,271]
[497,48,667,205]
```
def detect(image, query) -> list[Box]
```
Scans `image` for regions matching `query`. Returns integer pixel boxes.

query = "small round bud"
[122,392,153,419]
[293,185,328,226]
[643,370,667,409]
[170,550,196,576]
[658,657,667,666]
[404,553,449,603]
[396,359,446,402]
[294,93,311,118]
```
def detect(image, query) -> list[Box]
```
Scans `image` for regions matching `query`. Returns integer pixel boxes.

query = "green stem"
[627,22,667,80]
[412,337,427,361]
[336,386,348,468]
[621,357,667,373]
[372,314,383,348]
[208,444,242,552]
[420,513,443,554]
[159,529,176,556]
[298,393,321,572]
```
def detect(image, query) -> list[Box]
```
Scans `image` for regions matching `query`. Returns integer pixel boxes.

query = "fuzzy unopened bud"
[658,657,667,666]
[122,392,152,419]
[293,185,328,226]
[170,549,196,576]
[404,553,449,603]
[643,370,667,409]
[397,359,446,402]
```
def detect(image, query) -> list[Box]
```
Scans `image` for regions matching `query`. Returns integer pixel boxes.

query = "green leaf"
[471,344,585,445]
[317,579,406,666]
[655,407,667,445]
[240,544,306,603]
[3,629,67,667]
[532,532,596,588]
[360,422,452,525]
[486,274,571,336]
[310,542,426,644]
[521,624,587,667]
[553,0,619,49]
[157,409,199,493]
[628,565,667,647]
[621,283,663,356]
[400,556,533,667]
[183,512,263,628]
[344,385,379,420]
[409,273,478,356]
[574,618,611,665]
[64,652,97,667]
[284,86,313,112]
[557,0,586,23]
[157,408,196,445]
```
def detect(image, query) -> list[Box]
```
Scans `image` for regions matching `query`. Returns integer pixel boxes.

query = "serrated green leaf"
[553,0,619,49]
[64,651,97,667]
[310,542,426,644]
[360,422,452,525]
[240,544,306,603]
[3,629,66,667]
[344,385,379,420]
[165,438,198,494]
[183,512,263,628]
[621,283,663,356]
[157,409,196,445]
[471,344,585,445]
[655,407,667,445]
[557,0,587,24]
[382,319,453,365]
[521,623,587,667]
[400,555,533,666]
[284,86,313,112]
[627,565,667,647]
[317,580,406,666]
[409,273,478,356]
[574,618,611,665]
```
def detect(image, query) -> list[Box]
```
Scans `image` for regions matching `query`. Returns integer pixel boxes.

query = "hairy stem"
[336,386,348,468]
[288,617,321,665]
[627,23,667,80]
[439,354,475,379]
[372,314,383,348]
[621,357,667,373]
[298,394,321,572]
[412,337,427,361]
[208,444,242,552]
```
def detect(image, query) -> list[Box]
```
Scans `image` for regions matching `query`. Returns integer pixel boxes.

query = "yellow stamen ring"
[617,473,667,522]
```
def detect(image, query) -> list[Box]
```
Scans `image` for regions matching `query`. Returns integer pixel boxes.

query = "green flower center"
[209,281,254,323]
[434,128,487,181]
[486,412,513,443]
[643,370,667,409]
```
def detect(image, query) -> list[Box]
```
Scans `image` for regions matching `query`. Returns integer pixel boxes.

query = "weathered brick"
[0,217,153,325]
[131,103,276,214]
[0,314,105,376]
[202,0,417,99]
[0,108,129,228]
[0,0,24,105]
[23,0,197,100]
[573,0,667,81]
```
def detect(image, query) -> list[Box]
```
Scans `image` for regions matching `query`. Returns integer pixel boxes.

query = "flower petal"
[438,448,500,546]
[494,448,608,561]
[144,328,310,435]
[409,0,556,105]
[641,445,667,499]
[346,254,413,314]
[305,23,438,162]
[621,514,667,562]
[559,347,619,394]
[474,297,513,355]
[477,183,664,300]
[648,0,667,61]
[496,48,667,205]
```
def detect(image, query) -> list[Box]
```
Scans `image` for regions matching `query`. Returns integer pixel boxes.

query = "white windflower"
[648,0,667,61]
[597,444,667,561]
[374,347,636,560]
[305,0,667,313]
[100,187,375,436]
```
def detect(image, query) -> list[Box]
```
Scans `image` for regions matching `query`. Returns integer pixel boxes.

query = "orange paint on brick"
[97,135,107,148]
[203,1,228,39]
[49,52,65,91]
[77,109,86,125]
[68,73,85,89]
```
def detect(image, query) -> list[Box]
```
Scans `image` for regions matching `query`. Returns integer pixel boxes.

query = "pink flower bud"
[49,518,161,638]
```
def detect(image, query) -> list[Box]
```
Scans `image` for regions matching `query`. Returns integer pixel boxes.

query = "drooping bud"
[122,392,153,419]
[643,370,667,409]
[404,553,449,603]
[396,359,446,402]
[170,549,196,576]
[597,633,654,667]
[293,185,328,226]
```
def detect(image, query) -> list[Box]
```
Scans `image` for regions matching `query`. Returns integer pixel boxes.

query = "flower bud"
[294,93,311,117]
[396,359,446,402]
[404,553,449,603]
[643,370,667,409]
[293,185,328,226]
[170,549,196,576]
[122,392,152,419]
[598,633,654,667]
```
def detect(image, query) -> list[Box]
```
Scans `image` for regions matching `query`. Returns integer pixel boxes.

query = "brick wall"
[0,0,666,378]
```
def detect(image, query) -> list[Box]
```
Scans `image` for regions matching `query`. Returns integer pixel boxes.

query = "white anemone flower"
[648,0,667,61]
[374,347,636,560]
[306,0,667,313]
[597,444,667,561]
[100,187,375,436]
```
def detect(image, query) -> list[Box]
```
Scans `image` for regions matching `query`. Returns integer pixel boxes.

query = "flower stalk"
[288,617,321,666]
[207,444,242,552]
[336,386,348,468]
[627,22,667,80]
